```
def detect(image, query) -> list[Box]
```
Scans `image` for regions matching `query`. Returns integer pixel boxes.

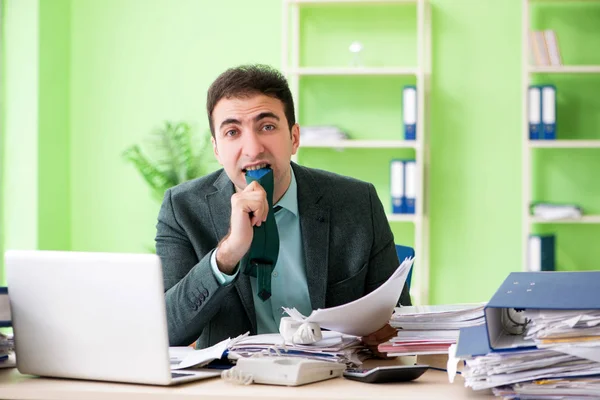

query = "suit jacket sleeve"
[156,188,237,346]
[364,183,412,306]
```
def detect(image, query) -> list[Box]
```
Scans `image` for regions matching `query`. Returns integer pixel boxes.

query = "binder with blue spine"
[403,85,417,141]
[541,85,556,139]
[484,271,600,352]
[527,234,555,272]
[528,85,542,140]
[0,287,10,328]
[404,160,416,214]
[390,160,406,213]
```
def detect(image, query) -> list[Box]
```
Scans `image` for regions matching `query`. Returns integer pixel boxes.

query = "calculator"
[343,364,429,383]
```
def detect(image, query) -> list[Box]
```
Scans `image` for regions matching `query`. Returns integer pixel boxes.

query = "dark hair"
[206,64,296,137]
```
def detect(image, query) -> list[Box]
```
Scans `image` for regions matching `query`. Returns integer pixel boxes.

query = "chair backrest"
[395,244,414,291]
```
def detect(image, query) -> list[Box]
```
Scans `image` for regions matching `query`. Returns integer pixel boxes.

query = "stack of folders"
[228,332,366,366]
[528,85,556,140]
[402,85,417,140]
[299,126,349,143]
[529,30,562,67]
[390,159,416,214]
[454,271,600,399]
[377,304,485,356]
[531,203,583,221]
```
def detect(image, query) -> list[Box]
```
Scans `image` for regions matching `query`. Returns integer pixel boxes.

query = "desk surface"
[0,368,492,400]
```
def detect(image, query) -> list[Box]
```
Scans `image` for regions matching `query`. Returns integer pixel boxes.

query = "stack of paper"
[457,310,600,396]
[228,331,366,366]
[0,332,15,369]
[379,303,485,356]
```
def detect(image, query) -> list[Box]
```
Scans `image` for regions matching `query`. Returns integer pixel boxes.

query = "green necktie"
[242,168,280,301]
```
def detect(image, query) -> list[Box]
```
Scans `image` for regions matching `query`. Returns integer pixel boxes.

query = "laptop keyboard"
[171,372,194,379]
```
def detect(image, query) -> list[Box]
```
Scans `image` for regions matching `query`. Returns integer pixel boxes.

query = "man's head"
[207,64,296,137]
[207,65,300,202]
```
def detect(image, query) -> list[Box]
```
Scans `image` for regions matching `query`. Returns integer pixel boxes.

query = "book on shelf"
[529,30,562,67]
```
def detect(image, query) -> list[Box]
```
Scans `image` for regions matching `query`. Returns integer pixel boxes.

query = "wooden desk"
[0,368,493,400]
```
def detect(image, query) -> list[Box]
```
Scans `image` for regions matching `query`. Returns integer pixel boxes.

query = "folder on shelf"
[541,85,556,140]
[528,86,542,140]
[533,31,550,66]
[527,234,555,272]
[403,85,417,141]
[404,160,416,214]
[390,160,406,214]
[484,271,600,351]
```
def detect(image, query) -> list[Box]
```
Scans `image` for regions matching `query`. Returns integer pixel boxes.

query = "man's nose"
[242,131,265,158]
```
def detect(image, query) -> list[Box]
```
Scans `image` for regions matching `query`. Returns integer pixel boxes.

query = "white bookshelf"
[529,215,600,224]
[521,0,600,271]
[528,140,600,148]
[529,65,600,74]
[301,140,418,149]
[282,0,431,304]
[290,67,421,76]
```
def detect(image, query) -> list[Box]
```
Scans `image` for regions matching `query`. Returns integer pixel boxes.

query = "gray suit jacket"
[156,162,411,348]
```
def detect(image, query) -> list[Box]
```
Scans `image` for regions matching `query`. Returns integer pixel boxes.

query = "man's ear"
[211,136,222,165]
[291,123,300,155]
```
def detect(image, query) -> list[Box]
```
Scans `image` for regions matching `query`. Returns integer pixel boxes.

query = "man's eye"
[263,124,275,131]
[225,129,237,137]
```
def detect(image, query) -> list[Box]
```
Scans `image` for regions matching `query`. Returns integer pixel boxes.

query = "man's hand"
[216,180,269,274]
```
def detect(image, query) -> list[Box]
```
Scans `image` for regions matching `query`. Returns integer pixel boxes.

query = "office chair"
[395,244,414,292]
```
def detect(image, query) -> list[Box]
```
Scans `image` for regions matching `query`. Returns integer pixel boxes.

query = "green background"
[2,0,599,304]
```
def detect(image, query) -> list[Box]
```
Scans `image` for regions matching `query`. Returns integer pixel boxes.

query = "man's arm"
[156,188,237,346]
[364,183,412,306]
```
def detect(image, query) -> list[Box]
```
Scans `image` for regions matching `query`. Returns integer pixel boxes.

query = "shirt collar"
[274,166,298,217]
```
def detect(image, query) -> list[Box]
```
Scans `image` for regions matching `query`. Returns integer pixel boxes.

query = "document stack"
[454,271,600,399]
[0,332,14,368]
[299,126,349,143]
[378,303,485,356]
[228,332,366,366]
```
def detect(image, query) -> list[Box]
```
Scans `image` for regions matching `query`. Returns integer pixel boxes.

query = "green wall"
[2,0,599,302]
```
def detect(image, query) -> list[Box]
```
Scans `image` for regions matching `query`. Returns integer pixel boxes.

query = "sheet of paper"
[284,258,413,336]
[170,332,248,370]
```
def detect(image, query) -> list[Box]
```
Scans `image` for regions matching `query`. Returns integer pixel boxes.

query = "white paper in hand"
[283,258,413,337]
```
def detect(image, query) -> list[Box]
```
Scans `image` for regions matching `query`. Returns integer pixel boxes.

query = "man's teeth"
[246,164,268,171]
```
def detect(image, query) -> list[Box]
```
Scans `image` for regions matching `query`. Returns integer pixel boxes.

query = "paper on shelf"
[283,258,414,337]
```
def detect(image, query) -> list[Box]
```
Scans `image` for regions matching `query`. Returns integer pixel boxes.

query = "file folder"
[455,324,491,358]
[527,234,555,272]
[404,160,416,214]
[390,160,405,214]
[528,86,542,140]
[403,86,417,141]
[484,271,600,351]
[541,85,556,139]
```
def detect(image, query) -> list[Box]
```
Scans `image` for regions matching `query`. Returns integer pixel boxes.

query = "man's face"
[211,94,300,199]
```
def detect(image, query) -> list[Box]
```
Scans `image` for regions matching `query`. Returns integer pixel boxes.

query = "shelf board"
[301,140,417,149]
[287,0,418,4]
[289,67,419,76]
[387,214,418,223]
[529,215,600,224]
[529,65,600,74]
[529,140,600,148]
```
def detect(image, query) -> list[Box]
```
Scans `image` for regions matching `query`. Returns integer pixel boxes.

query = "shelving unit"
[521,0,600,271]
[282,0,431,304]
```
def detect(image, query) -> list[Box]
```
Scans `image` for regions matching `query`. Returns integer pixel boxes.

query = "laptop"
[5,250,221,385]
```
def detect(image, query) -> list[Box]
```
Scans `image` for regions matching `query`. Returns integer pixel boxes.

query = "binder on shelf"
[404,160,416,214]
[390,160,406,214]
[484,271,600,351]
[403,85,417,141]
[544,30,562,66]
[0,287,10,328]
[541,85,556,140]
[528,86,542,140]
[527,234,555,272]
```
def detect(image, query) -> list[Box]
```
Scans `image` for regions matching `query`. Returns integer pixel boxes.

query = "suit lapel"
[293,163,329,310]
[206,171,256,333]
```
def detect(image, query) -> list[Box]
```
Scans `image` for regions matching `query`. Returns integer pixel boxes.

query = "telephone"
[221,356,346,386]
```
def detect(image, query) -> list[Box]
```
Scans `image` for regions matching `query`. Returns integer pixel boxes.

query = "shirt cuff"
[210,248,239,285]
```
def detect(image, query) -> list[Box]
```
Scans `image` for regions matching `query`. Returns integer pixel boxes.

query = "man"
[156,64,411,348]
